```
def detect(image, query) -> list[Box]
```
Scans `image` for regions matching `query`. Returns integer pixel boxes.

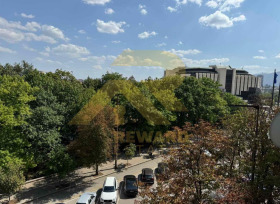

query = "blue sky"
[0,0,279,80]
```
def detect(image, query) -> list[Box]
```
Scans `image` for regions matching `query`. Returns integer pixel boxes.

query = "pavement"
[0,152,161,204]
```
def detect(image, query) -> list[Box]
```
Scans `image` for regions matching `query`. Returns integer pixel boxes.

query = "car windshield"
[143,174,153,178]
[103,186,115,192]
[126,178,137,188]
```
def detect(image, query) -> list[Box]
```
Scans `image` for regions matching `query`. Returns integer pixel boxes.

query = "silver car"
[76,192,96,204]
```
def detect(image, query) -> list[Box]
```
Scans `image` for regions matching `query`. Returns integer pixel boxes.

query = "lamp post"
[114,94,121,170]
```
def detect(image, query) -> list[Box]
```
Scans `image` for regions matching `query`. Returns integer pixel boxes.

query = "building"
[164,65,263,99]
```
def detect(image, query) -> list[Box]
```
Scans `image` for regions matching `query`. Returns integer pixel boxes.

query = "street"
[40,158,161,204]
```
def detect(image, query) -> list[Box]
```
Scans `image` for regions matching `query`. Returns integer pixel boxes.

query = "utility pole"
[278,83,280,107]
[114,94,120,170]
[271,69,277,109]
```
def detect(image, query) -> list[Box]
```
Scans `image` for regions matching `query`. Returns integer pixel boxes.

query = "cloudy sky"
[0,0,279,80]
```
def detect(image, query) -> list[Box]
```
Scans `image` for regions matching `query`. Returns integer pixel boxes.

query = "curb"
[23,157,159,203]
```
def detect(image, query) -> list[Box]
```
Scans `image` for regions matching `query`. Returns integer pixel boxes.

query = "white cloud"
[178,41,183,45]
[156,42,167,47]
[105,8,114,14]
[82,0,111,5]
[96,19,126,34]
[183,57,230,66]
[25,33,57,44]
[35,57,62,65]
[78,30,86,34]
[21,13,35,19]
[0,16,27,31]
[139,5,148,15]
[199,11,246,29]
[0,46,16,54]
[275,54,280,59]
[138,31,157,39]
[167,6,177,12]
[79,55,116,66]
[112,40,120,44]
[253,56,266,60]
[258,50,264,53]
[206,1,218,8]
[232,15,246,22]
[41,25,68,41]
[0,28,25,43]
[169,49,201,57]
[25,22,41,32]
[188,0,202,6]
[23,45,37,52]
[175,0,202,6]
[220,0,245,12]
[40,52,50,57]
[205,0,245,11]
[52,44,90,58]
[93,65,103,69]
[243,65,273,74]
[167,0,201,13]
[0,16,68,44]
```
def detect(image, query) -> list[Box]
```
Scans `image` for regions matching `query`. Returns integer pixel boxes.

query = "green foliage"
[46,145,75,178]
[0,75,37,169]
[0,159,25,200]
[175,77,228,124]
[124,143,137,160]
[0,75,36,126]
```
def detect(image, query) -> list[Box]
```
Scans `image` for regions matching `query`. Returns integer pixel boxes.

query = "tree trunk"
[96,164,99,175]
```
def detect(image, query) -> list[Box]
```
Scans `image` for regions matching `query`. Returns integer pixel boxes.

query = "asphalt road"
[44,158,160,204]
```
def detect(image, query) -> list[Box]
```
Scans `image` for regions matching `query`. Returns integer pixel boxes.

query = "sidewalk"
[0,153,157,204]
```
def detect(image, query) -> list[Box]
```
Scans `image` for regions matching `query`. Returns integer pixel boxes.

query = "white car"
[76,192,96,204]
[100,177,119,204]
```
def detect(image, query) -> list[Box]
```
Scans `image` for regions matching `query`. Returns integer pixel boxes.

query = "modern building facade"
[164,65,263,98]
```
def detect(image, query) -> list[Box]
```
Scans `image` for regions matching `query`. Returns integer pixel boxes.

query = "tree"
[69,106,115,175]
[0,159,25,202]
[124,143,136,166]
[139,121,244,204]
[223,107,280,203]
[175,77,228,124]
[0,75,36,168]
[46,145,75,179]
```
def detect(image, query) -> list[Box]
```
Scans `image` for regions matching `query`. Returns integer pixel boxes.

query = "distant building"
[164,65,263,99]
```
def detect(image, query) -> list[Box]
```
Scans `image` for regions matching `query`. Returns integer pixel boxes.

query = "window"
[103,186,115,192]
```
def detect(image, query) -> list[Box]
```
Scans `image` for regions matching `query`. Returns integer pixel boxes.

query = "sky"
[0,0,280,80]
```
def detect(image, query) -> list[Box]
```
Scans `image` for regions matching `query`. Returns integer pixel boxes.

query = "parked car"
[123,175,138,197]
[155,162,169,177]
[76,192,96,204]
[141,168,154,184]
[100,177,119,204]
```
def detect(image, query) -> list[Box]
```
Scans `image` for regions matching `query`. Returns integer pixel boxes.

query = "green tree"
[0,75,36,168]
[0,159,25,202]
[46,145,75,179]
[175,77,228,124]
[124,143,136,166]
